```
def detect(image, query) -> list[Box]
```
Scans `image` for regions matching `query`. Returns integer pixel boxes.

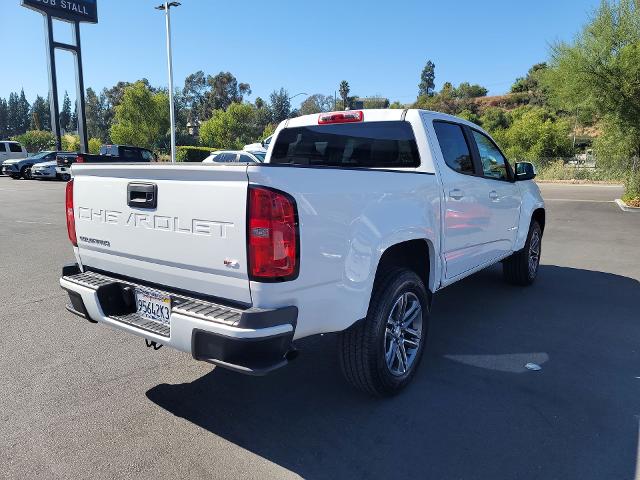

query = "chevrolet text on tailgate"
[60,109,545,396]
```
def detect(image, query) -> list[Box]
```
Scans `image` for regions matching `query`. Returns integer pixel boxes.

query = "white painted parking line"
[15,220,55,225]
[543,198,615,203]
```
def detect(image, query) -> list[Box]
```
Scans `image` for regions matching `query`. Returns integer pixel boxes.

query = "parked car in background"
[57,145,155,175]
[0,141,28,171]
[2,150,62,179]
[202,150,265,164]
[31,159,62,180]
[60,109,544,396]
[243,135,272,153]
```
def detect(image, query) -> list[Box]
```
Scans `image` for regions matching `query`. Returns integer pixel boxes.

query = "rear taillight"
[65,179,77,246]
[248,186,299,281]
[318,110,364,124]
[76,155,84,163]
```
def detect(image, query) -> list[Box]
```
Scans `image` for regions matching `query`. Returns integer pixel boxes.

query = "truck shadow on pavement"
[146,265,640,480]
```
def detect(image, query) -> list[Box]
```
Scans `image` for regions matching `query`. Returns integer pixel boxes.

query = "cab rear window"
[271,121,420,168]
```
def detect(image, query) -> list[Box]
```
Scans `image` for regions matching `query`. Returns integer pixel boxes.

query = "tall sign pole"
[22,0,98,153]
[156,2,181,164]
[43,14,62,151]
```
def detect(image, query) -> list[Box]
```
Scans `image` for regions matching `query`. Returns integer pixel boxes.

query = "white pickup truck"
[60,109,544,396]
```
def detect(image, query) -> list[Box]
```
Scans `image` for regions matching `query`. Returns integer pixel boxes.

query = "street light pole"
[156,2,181,163]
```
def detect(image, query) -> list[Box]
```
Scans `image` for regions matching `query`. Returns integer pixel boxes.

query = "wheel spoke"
[403,337,419,349]
[398,342,408,373]
[402,301,420,328]
[386,340,397,366]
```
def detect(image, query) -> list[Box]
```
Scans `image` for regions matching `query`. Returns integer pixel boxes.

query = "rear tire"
[503,220,542,286]
[338,269,430,397]
[60,173,71,182]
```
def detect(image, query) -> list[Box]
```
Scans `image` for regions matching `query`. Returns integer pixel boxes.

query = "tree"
[30,95,50,131]
[339,81,350,110]
[199,103,261,150]
[454,82,488,98]
[110,81,169,150]
[70,103,78,132]
[204,72,251,115]
[511,63,548,105]
[7,92,21,136]
[182,70,208,122]
[544,0,640,198]
[59,92,72,133]
[85,88,109,141]
[511,63,547,93]
[269,88,291,122]
[299,94,334,115]
[17,90,30,135]
[0,98,7,138]
[389,101,405,109]
[491,106,573,162]
[480,107,509,133]
[418,60,436,97]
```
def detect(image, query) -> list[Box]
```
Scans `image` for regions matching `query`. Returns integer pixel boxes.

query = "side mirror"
[515,162,536,181]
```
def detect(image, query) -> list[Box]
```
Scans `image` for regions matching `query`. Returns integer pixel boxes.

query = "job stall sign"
[22,0,98,23]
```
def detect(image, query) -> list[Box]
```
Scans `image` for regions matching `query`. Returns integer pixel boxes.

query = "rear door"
[73,164,251,303]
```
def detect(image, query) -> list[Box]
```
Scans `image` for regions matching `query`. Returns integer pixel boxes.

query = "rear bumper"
[60,264,297,375]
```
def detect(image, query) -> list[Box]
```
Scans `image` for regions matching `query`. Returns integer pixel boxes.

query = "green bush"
[11,130,55,153]
[88,138,102,154]
[176,145,217,162]
[623,167,640,203]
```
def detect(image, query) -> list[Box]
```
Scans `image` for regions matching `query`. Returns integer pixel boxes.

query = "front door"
[468,129,521,258]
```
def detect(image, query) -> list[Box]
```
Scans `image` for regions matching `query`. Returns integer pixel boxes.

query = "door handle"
[489,190,499,201]
[449,189,464,200]
[127,182,158,209]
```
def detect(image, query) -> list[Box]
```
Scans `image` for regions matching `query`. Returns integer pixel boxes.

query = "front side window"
[141,150,154,161]
[0,143,5,152]
[472,130,510,181]
[271,121,420,168]
[9,143,22,153]
[433,121,474,175]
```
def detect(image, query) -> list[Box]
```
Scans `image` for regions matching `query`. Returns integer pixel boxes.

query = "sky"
[0,0,600,109]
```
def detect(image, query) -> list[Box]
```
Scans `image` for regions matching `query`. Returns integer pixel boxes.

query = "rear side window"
[141,150,154,161]
[0,143,5,152]
[217,153,237,163]
[9,143,23,153]
[433,122,474,175]
[271,121,420,168]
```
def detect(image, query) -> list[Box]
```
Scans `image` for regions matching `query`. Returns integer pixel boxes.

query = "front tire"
[20,166,31,180]
[338,269,430,396]
[503,220,542,286]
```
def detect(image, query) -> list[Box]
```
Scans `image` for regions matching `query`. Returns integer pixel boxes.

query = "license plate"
[135,289,171,325]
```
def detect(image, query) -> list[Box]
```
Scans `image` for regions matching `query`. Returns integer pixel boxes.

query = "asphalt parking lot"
[1,177,639,480]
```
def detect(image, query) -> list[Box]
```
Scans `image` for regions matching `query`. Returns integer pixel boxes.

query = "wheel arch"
[372,238,436,298]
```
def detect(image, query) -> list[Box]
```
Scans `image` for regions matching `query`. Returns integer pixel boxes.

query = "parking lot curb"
[615,199,640,212]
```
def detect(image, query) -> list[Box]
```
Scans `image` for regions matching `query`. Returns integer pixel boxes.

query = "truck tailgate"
[72,164,251,304]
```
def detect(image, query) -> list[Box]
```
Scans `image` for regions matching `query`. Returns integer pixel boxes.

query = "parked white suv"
[59,109,544,396]
[0,141,28,172]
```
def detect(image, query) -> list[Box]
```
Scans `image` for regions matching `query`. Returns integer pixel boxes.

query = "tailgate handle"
[127,182,157,209]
